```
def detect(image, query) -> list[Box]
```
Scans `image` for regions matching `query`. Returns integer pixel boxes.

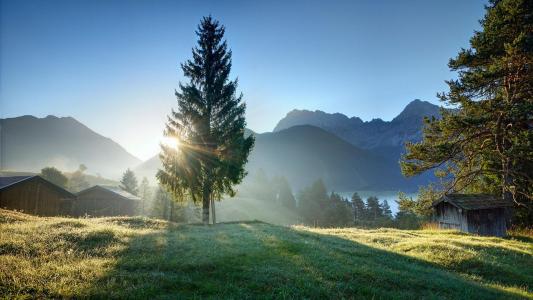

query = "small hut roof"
[0,176,34,189]
[77,185,141,201]
[0,175,76,198]
[433,194,513,210]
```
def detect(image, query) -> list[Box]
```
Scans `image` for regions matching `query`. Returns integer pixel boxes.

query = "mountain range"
[1,99,440,191]
[0,115,141,178]
[136,100,440,191]
[274,99,440,151]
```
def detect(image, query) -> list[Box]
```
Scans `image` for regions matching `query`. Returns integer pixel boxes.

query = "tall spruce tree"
[298,179,329,226]
[120,169,138,196]
[366,196,382,221]
[351,192,365,223]
[401,0,532,224]
[381,200,393,220]
[158,16,254,224]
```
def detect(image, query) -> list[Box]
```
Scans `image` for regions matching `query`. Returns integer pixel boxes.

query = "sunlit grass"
[0,209,531,299]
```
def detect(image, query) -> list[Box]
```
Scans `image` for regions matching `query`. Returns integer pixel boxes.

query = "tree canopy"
[120,169,138,196]
[40,167,68,189]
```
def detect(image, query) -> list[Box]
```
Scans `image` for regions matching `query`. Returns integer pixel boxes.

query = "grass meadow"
[0,209,532,299]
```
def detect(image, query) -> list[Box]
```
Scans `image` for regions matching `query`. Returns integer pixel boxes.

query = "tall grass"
[0,209,531,299]
[421,222,440,230]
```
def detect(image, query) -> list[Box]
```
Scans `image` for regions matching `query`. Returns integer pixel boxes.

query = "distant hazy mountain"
[2,100,438,191]
[136,125,429,191]
[134,154,161,182]
[0,115,141,178]
[247,125,427,191]
[273,99,440,150]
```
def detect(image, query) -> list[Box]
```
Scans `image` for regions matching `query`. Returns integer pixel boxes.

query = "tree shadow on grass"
[508,234,533,244]
[440,240,533,289]
[85,222,529,299]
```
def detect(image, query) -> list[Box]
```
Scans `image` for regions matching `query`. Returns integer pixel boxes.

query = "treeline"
[241,170,402,228]
[41,165,104,193]
[40,164,423,228]
[296,180,396,228]
[41,165,144,195]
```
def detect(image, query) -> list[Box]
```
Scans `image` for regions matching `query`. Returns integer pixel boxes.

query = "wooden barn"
[432,194,513,237]
[73,185,140,217]
[0,175,75,216]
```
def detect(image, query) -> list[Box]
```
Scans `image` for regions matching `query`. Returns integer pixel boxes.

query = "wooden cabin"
[73,185,140,217]
[432,194,513,237]
[0,175,75,216]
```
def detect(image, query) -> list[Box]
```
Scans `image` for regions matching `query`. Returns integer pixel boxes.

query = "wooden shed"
[432,194,513,237]
[0,175,75,216]
[73,185,140,217]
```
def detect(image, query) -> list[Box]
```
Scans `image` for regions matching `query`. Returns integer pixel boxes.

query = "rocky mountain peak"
[392,99,440,122]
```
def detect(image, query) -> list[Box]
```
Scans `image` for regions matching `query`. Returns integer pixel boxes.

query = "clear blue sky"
[0,0,486,160]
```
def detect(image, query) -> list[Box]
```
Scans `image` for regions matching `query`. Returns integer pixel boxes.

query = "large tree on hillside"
[158,16,254,224]
[401,0,532,224]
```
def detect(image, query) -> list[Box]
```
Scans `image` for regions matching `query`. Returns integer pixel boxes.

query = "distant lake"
[338,191,418,215]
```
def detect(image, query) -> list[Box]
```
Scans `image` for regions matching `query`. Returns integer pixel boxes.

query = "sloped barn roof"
[0,175,75,198]
[77,185,141,201]
[0,176,34,189]
[433,194,513,210]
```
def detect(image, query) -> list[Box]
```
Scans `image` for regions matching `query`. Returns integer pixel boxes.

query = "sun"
[161,136,180,149]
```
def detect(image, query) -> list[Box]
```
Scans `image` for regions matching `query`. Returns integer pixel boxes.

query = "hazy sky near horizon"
[1,0,486,160]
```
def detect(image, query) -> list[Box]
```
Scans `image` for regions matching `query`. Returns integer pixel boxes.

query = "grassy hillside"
[0,209,531,299]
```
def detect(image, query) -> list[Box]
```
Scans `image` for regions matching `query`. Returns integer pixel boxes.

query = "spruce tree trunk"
[202,188,210,225]
[211,197,216,224]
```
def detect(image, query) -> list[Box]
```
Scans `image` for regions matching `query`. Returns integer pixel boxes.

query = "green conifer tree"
[158,16,254,224]
[365,196,382,221]
[298,179,329,226]
[401,0,532,224]
[120,169,138,196]
[351,192,366,223]
[381,200,393,220]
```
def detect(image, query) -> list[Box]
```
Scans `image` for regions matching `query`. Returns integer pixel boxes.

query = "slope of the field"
[0,209,531,299]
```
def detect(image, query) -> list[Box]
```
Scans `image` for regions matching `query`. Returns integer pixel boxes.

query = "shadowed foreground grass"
[0,209,531,299]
